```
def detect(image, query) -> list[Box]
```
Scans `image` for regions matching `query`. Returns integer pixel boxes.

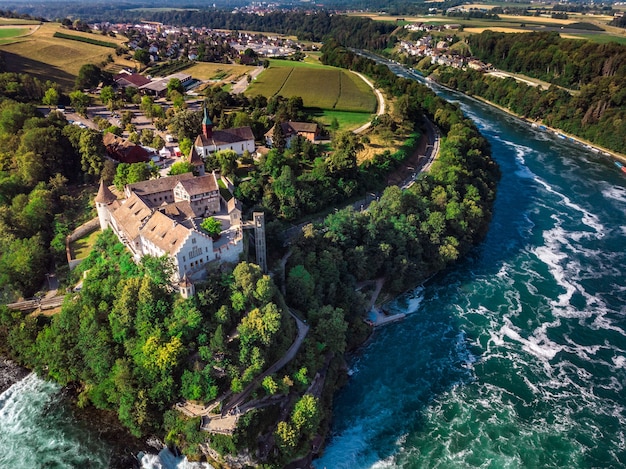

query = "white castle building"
[95,171,243,284]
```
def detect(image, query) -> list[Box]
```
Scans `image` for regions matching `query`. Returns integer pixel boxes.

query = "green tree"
[76,64,103,90]
[287,265,315,309]
[151,135,165,151]
[69,90,91,115]
[262,375,278,395]
[168,110,202,140]
[140,96,154,119]
[201,217,222,238]
[291,394,320,434]
[169,161,194,176]
[275,421,297,452]
[179,137,192,158]
[42,87,59,107]
[79,129,105,176]
[100,85,116,110]
[272,122,286,153]
[134,49,151,66]
[215,149,238,176]
[167,78,185,97]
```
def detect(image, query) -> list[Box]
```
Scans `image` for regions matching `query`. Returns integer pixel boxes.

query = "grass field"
[353,11,625,42]
[560,33,626,45]
[0,27,28,38]
[0,27,30,44]
[246,62,376,114]
[185,62,254,82]
[0,18,40,25]
[311,109,372,131]
[0,22,134,89]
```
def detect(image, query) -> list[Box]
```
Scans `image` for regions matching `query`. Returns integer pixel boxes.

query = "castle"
[94,109,261,292]
[95,171,244,286]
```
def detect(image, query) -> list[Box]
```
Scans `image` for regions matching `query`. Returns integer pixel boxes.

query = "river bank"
[426,74,626,165]
[0,357,29,394]
[0,356,153,469]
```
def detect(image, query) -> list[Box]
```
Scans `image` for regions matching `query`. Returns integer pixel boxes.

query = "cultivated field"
[352,11,626,43]
[0,18,40,25]
[246,62,377,113]
[0,21,134,89]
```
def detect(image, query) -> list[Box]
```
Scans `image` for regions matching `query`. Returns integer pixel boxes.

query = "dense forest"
[134,11,395,50]
[415,31,626,154]
[0,72,111,299]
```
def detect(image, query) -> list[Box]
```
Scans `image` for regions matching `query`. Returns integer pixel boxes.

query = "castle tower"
[94,180,117,231]
[253,212,267,273]
[202,106,213,139]
[179,273,195,299]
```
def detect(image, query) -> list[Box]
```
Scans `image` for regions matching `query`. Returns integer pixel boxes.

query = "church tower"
[202,106,213,139]
[94,180,117,231]
[188,146,205,176]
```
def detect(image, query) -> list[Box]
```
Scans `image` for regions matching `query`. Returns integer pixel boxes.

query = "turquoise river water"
[314,80,626,468]
[1,69,625,469]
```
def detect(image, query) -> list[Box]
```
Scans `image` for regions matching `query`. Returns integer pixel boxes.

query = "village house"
[103,133,150,164]
[264,121,320,148]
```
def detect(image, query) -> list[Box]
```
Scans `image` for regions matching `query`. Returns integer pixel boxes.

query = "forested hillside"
[0,73,107,298]
[423,31,626,154]
[469,31,626,89]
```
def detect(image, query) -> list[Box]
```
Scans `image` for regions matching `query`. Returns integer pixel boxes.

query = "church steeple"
[202,106,213,139]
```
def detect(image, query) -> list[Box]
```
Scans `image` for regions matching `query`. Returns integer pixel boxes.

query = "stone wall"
[66,218,100,270]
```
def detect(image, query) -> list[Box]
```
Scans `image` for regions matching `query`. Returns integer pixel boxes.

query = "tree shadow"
[3,51,76,89]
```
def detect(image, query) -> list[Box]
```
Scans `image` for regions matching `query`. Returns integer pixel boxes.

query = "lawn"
[0,27,28,39]
[70,229,101,260]
[0,22,134,89]
[246,62,376,114]
[311,109,372,131]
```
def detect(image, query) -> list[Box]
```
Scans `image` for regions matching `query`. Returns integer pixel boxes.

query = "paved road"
[231,66,264,94]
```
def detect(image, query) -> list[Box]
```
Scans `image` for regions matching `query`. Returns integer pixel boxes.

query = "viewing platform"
[365,307,406,327]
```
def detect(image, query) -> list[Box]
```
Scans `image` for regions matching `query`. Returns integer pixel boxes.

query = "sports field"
[246,62,377,113]
[0,22,134,89]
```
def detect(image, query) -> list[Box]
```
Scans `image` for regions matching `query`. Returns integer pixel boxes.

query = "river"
[314,73,626,467]
[2,66,625,468]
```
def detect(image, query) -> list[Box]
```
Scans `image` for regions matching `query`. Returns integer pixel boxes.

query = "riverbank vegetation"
[418,31,626,154]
